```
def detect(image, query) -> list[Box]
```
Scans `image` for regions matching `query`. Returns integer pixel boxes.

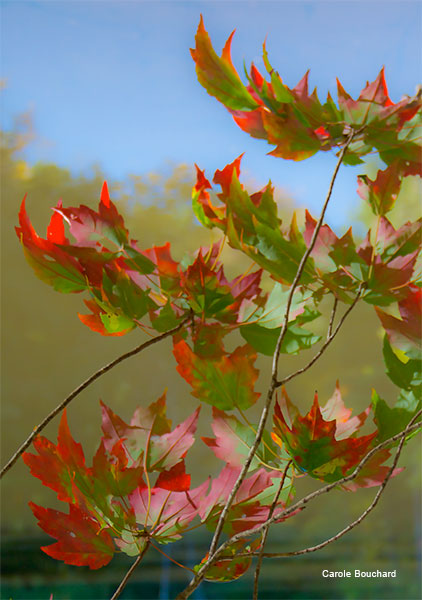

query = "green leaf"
[372,389,422,443]
[240,322,320,356]
[383,335,422,391]
[191,17,259,111]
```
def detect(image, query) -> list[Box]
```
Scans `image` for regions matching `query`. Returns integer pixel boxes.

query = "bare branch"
[110,542,149,600]
[327,296,338,339]
[1,317,189,479]
[176,132,357,600]
[253,460,292,600]
[276,284,364,388]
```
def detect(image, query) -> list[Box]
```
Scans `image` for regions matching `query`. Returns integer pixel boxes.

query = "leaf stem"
[0,317,189,479]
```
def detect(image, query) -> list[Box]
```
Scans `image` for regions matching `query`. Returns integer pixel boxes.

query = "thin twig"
[327,296,338,339]
[110,542,149,600]
[253,460,292,600]
[276,284,364,388]
[1,317,189,478]
[176,131,357,600]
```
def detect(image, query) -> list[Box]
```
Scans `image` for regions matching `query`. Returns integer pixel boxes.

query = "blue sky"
[2,0,421,229]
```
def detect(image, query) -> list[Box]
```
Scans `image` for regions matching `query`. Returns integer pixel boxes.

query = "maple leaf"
[128,478,209,544]
[29,502,115,569]
[195,538,261,582]
[191,15,259,111]
[16,183,174,337]
[357,163,402,216]
[375,285,421,358]
[100,393,200,471]
[272,385,377,483]
[200,465,294,536]
[193,157,317,286]
[173,334,260,411]
[202,407,285,470]
[22,410,90,503]
[16,196,86,293]
[372,388,422,443]
[340,449,403,492]
[239,283,321,356]
[78,299,135,337]
[382,335,422,391]
[91,440,144,499]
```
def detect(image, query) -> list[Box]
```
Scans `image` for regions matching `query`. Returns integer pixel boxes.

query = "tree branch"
[253,460,292,600]
[1,317,189,479]
[110,542,150,600]
[176,132,357,600]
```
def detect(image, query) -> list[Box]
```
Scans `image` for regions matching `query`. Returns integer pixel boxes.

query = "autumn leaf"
[193,157,317,286]
[375,285,422,358]
[340,449,403,492]
[100,393,200,471]
[203,407,284,470]
[192,20,422,168]
[195,539,261,582]
[191,15,259,111]
[357,163,402,216]
[200,465,293,536]
[272,386,377,482]
[372,388,422,443]
[22,410,90,503]
[16,196,86,293]
[173,336,260,410]
[29,502,115,569]
[128,478,209,544]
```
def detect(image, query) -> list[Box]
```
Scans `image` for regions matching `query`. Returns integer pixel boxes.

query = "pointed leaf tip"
[100,181,110,208]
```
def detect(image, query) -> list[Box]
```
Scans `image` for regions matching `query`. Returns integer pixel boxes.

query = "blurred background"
[1,1,421,599]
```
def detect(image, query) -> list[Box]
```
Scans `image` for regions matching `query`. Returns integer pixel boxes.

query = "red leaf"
[22,410,90,503]
[357,163,402,216]
[29,502,114,569]
[375,285,422,356]
[155,461,191,492]
[341,449,403,492]
[100,394,200,472]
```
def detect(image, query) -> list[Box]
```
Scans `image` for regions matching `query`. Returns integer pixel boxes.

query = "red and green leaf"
[272,385,377,482]
[29,502,115,569]
[173,336,260,410]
